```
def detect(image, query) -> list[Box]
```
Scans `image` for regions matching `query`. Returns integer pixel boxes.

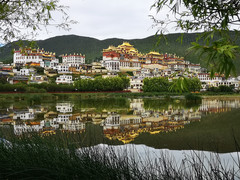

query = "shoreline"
[0,91,240,102]
[0,91,239,96]
[0,90,131,94]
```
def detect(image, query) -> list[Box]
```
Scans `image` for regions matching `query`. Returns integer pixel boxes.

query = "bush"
[26,87,37,93]
[185,93,202,101]
[143,77,202,93]
[0,76,130,93]
[207,85,234,93]
[143,77,171,92]
[74,77,130,92]
[26,87,47,93]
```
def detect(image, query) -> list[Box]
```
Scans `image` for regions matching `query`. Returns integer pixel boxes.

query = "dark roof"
[12,76,29,81]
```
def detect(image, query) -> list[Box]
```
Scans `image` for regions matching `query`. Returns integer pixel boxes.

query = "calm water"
[1,96,240,152]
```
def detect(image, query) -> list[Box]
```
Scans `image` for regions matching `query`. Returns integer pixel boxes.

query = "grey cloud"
[35,0,164,40]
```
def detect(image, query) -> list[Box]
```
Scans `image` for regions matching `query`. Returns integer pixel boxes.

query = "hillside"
[0,33,199,63]
[0,32,239,73]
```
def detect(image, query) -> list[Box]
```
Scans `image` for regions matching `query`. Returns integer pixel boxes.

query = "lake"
[1,95,240,153]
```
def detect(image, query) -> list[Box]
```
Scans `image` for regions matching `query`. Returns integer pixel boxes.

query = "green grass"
[0,135,132,179]
[0,133,239,179]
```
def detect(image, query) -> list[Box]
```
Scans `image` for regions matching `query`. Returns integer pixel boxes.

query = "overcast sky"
[34,0,175,41]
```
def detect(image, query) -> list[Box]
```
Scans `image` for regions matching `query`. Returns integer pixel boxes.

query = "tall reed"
[0,134,239,179]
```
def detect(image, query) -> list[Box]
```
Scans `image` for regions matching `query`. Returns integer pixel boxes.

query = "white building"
[13,112,35,120]
[198,73,222,85]
[198,73,240,90]
[186,63,201,73]
[62,121,85,132]
[14,124,43,135]
[216,78,239,90]
[30,75,48,84]
[49,60,59,69]
[62,53,85,66]
[56,75,73,84]
[53,114,72,124]
[119,61,141,72]
[133,68,152,78]
[130,99,145,114]
[104,113,121,127]
[129,77,144,90]
[101,59,120,72]
[56,64,71,74]
[79,75,94,80]
[40,119,59,129]
[56,103,73,113]
[162,68,176,76]
[199,99,240,113]
[168,63,185,71]
[120,115,142,125]
[13,68,35,76]
[13,48,58,68]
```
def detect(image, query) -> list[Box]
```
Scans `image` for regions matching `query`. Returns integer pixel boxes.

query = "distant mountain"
[0,33,198,62]
[0,32,239,73]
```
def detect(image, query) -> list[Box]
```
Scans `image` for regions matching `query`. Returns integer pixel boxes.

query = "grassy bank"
[0,134,239,179]
[0,92,202,110]
[0,90,239,97]
[0,92,182,106]
[0,91,194,101]
[1,91,239,109]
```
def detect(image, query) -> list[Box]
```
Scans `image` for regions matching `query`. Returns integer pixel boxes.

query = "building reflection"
[102,100,202,143]
[0,98,240,142]
[199,99,240,114]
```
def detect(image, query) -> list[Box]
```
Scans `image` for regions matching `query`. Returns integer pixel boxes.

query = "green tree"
[188,77,202,92]
[0,76,7,84]
[0,0,76,42]
[33,66,44,75]
[143,77,171,92]
[74,77,129,92]
[218,85,234,92]
[169,77,189,93]
[121,76,130,89]
[152,0,240,78]
[169,77,202,93]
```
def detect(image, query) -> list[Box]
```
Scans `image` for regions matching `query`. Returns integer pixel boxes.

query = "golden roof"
[121,139,134,144]
[119,42,133,47]
[129,48,138,53]
[108,45,115,49]
[148,51,161,56]
[103,45,117,52]
[149,130,161,134]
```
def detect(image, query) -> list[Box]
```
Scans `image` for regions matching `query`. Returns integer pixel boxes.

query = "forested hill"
[0,33,200,63]
[0,32,239,72]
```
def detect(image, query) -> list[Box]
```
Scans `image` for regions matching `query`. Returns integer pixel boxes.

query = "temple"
[13,48,58,68]
[101,42,185,72]
[61,53,85,67]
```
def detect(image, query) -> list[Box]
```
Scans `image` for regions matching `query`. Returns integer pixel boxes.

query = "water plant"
[0,134,239,179]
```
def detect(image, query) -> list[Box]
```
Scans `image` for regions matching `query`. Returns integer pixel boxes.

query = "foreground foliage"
[0,135,239,179]
[152,0,240,78]
[0,0,75,42]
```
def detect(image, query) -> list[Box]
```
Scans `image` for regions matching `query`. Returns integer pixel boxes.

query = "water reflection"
[1,98,240,144]
[199,99,240,114]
